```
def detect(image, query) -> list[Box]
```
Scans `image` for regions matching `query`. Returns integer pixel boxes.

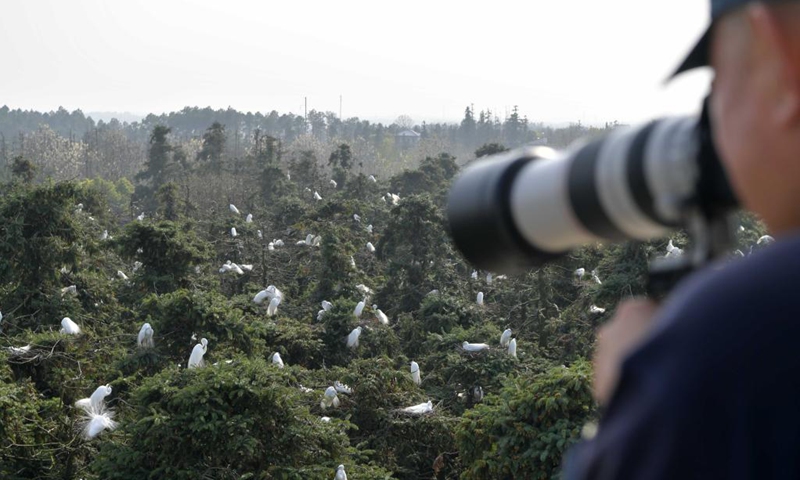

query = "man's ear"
[747,3,800,126]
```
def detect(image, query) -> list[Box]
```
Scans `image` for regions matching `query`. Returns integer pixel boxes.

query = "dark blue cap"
[671,0,792,77]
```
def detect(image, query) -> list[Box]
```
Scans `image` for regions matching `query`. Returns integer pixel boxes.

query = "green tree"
[196,121,226,172]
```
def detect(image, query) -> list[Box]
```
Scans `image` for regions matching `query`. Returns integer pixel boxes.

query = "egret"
[374,308,389,325]
[101,230,110,241]
[229,204,240,215]
[388,193,400,205]
[314,191,323,201]
[575,268,586,280]
[347,326,362,348]
[473,386,484,402]
[76,384,113,413]
[500,328,512,347]
[231,227,239,237]
[188,338,208,368]
[133,261,143,272]
[356,284,374,297]
[334,381,352,394]
[471,270,478,280]
[311,235,322,247]
[267,297,280,316]
[462,341,490,352]
[366,242,375,253]
[330,179,338,188]
[0,311,3,333]
[117,270,129,281]
[320,416,331,422]
[757,235,775,246]
[321,386,340,409]
[61,317,81,335]
[321,300,333,311]
[666,239,683,258]
[335,464,347,480]
[369,174,377,182]
[427,289,440,296]
[354,300,366,318]
[271,352,284,368]
[411,361,421,385]
[273,239,284,247]
[476,292,484,305]
[245,213,253,223]
[508,338,517,358]
[137,323,154,348]
[62,285,77,296]
[353,214,361,222]
[591,269,602,285]
[401,400,434,415]
[350,256,357,269]
[7,344,32,356]
[268,242,275,251]
[136,212,145,221]
[258,230,263,239]
[316,309,327,321]
[486,273,493,284]
[366,224,373,234]
[79,409,117,440]
[254,290,269,304]
[240,264,253,272]
[590,305,606,314]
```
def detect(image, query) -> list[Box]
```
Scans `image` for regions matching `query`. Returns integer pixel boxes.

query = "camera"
[447,103,738,276]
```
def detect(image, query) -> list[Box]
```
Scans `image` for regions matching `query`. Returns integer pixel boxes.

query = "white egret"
[476,292,484,305]
[366,242,375,253]
[666,239,683,258]
[374,308,389,325]
[229,204,240,215]
[316,309,327,321]
[356,284,373,296]
[335,464,347,480]
[591,269,602,285]
[401,400,433,415]
[321,386,340,409]
[321,300,333,311]
[369,175,377,182]
[320,416,331,422]
[486,273,493,284]
[427,289,440,296]
[117,270,129,281]
[257,230,263,239]
[314,191,323,201]
[462,341,490,352]
[273,239,284,247]
[136,213,145,221]
[79,409,117,440]
[137,323,154,348]
[757,235,775,246]
[508,338,517,358]
[350,256,357,269]
[334,381,352,394]
[354,300,365,318]
[76,384,113,413]
[575,268,586,280]
[353,214,361,222]
[7,345,32,356]
[61,317,81,335]
[267,297,280,316]
[0,310,3,333]
[271,352,284,368]
[245,213,253,223]
[188,338,208,368]
[473,386,484,402]
[330,179,338,188]
[471,270,478,280]
[388,193,400,205]
[240,264,253,272]
[411,361,421,385]
[61,285,78,296]
[590,305,606,314]
[296,239,307,246]
[268,242,275,251]
[100,230,110,241]
[311,235,322,247]
[133,261,143,272]
[254,290,269,304]
[230,227,238,237]
[500,328,512,347]
[347,326,362,348]
[366,224,373,234]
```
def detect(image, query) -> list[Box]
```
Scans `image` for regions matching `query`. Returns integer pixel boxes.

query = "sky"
[1,0,714,126]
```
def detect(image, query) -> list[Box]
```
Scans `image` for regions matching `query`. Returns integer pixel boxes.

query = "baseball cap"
[671,0,791,77]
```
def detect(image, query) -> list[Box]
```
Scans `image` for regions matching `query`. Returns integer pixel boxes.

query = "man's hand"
[593,298,659,406]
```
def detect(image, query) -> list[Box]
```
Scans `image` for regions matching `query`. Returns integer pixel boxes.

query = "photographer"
[565,0,800,478]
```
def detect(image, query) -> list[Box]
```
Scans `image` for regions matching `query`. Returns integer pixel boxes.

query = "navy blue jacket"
[564,235,800,480]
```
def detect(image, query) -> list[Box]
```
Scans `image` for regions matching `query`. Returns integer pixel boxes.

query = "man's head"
[703,2,800,235]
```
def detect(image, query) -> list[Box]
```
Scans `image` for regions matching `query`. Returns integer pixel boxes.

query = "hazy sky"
[2,0,713,125]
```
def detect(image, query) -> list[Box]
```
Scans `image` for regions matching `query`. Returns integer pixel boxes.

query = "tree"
[196,121,226,172]
[475,143,508,159]
[328,143,355,187]
[459,106,477,149]
[11,155,36,184]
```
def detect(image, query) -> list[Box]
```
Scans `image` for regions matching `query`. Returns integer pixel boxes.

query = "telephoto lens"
[447,114,737,274]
